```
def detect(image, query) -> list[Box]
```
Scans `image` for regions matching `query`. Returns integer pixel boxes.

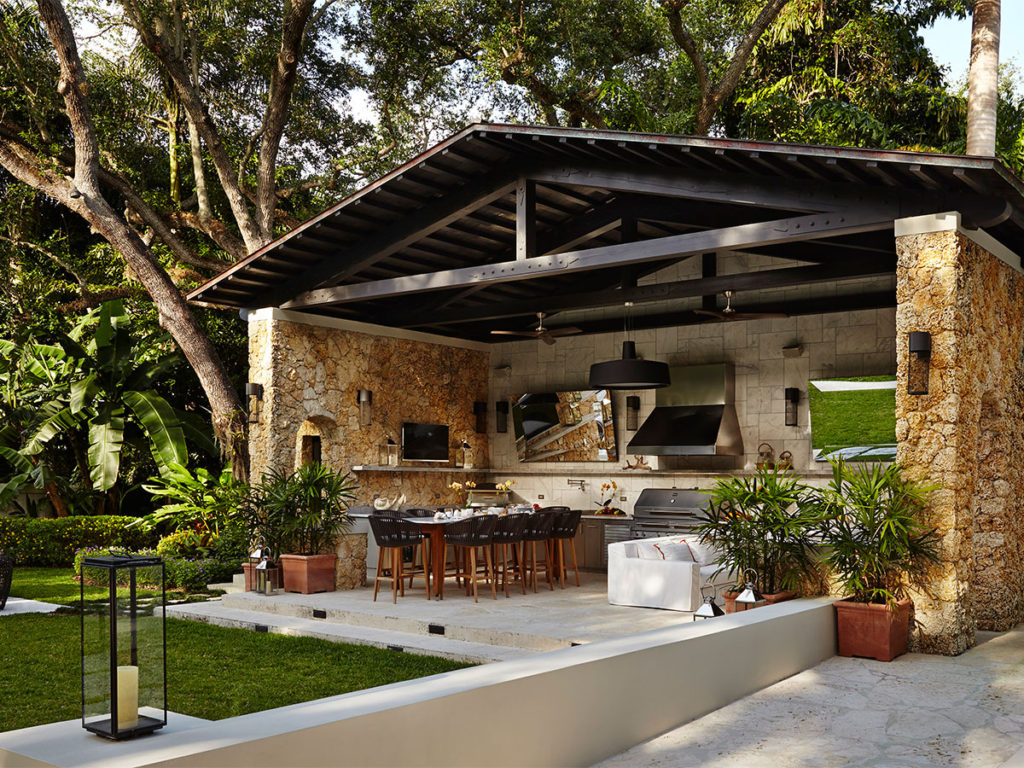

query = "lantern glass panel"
[81,555,166,740]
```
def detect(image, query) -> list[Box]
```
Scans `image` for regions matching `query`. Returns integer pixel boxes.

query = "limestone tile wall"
[488,305,896,510]
[248,311,490,509]
[896,230,1024,654]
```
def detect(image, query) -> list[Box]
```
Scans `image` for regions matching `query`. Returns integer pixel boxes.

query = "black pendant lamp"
[588,302,670,390]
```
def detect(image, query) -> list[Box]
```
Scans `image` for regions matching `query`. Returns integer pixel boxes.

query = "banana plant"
[1,300,191,495]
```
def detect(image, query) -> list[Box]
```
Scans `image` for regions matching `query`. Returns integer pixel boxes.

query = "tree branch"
[663,1,710,97]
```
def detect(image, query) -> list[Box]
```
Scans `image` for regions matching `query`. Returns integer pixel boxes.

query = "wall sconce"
[785,387,799,427]
[473,401,487,433]
[245,382,263,399]
[357,389,372,426]
[908,331,931,395]
[625,395,640,431]
[495,401,509,433]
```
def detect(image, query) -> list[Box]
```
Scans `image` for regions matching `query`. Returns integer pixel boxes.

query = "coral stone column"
[895,213,1024,654]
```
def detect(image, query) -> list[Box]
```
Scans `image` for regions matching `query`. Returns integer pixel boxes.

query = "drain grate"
[387,645,404,653]
[312,609,327,619]
[428,624,445,635]
[255,624,269,633]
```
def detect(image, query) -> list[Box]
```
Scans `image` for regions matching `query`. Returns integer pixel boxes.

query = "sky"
[921,8,1024,84]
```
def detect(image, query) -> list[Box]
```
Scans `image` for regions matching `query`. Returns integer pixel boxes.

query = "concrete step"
[219,589,569,652]
[205,573,246,594]
[165,601,529,663]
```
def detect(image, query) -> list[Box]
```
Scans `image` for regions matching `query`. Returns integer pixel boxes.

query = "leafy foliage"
[813,460,939,605]
[697,466,820,594]
[256,463,359,556]
[137,463,247,538]
[0,515,157,566]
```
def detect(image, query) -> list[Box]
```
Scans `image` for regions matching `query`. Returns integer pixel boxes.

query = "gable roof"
[188,124,1024,341]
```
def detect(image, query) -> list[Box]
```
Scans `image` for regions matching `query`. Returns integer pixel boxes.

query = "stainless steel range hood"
[626,364,744,456]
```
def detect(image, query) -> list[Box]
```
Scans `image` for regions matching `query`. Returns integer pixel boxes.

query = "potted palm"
[815,459,939,661]
[697,466,818,611]
[261,463,357,594]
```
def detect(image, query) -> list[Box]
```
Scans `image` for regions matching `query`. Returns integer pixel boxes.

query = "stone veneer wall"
[248,311,490,509]
[896,229,1024,654]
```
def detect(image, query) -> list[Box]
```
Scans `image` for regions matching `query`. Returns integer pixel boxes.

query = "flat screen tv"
[808,376,896,462]
[401,422,450,462]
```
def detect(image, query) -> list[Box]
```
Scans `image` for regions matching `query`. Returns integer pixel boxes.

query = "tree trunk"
[967,0,1000,156]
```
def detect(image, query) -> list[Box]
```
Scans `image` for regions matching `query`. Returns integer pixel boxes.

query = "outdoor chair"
[550,509,583,588]
[522,508,564,592]
[368,516,429,603]
[442,515,497,602]
[403,507,436,518]
[491,513,530,597]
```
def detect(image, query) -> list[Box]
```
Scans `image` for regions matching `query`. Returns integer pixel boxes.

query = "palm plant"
[696,466,818,595]
[255,463,358,556]
[814,459,939,606]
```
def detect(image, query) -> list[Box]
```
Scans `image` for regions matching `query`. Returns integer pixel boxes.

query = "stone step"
[219,590,569,652]
[165,601,529,663]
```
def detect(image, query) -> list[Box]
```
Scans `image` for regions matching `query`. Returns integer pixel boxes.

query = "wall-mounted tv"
[808,376,896,462]
[511,389,616,463]
[401,422,450,462]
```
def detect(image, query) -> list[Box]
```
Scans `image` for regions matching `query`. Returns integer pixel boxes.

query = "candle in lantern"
[116,665,139,730]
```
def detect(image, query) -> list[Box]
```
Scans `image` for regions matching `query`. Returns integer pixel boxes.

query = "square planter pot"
[241,561,281,591]
[834,597,912,662]
[723,589,796,613]
[279,553,338,594]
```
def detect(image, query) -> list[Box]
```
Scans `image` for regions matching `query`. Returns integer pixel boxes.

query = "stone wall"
[248,310,490,509]
[896,228,1024,654]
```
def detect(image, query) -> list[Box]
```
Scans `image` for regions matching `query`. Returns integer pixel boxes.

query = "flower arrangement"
[448,479,476,506]
[495,479,514,493]
[594,481,623,514]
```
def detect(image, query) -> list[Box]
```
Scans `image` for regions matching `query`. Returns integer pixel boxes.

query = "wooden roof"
[188,124,1024,342]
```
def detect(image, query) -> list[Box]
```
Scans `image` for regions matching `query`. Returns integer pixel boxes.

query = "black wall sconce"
[495,401,509,433]
[908,331,931,395]
[625,395,640,431]
[357,389,372,426]
[473,401,487,433]
[245,382,263,399]
[785,387,800,427]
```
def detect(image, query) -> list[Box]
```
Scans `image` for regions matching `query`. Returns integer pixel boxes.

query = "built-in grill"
[629,488,708,538]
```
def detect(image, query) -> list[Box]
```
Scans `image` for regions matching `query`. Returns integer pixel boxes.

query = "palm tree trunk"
[967,0,1000,156]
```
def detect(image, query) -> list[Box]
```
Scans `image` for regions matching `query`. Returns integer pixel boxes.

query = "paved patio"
[169,571,694,662]
[598,626,1024,768]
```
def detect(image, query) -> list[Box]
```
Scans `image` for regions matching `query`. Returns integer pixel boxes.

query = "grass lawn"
[1,571,470,733]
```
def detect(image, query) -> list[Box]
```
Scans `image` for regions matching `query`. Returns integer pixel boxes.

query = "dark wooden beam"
[257,171,521,308]
[283,211,896,310]
[398,255,894,327]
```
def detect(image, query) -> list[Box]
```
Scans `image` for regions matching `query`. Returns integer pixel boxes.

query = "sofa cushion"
[636,542,665,559]
[653,542,694,561]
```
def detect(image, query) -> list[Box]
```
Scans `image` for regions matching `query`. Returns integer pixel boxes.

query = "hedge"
[0,516,157,566]
[74,547,238,592]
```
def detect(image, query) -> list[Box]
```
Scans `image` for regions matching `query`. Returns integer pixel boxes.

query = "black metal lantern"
[255,552,278,595]
[81,554,166,740]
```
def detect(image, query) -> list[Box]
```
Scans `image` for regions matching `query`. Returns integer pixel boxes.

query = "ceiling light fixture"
[588,302,670,390]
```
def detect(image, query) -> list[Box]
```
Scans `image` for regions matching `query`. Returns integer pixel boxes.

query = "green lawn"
[1,571,470,733]
[10,566,218,612]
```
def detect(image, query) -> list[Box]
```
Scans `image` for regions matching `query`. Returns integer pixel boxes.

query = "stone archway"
[295,414,340,470]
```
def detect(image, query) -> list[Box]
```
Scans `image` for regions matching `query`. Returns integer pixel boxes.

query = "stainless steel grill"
[629,488,708,538]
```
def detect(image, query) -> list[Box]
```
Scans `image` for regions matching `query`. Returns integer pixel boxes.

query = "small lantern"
[693,586,724,621]
[460,440,474,470]
[495,401,509,433]
[379,435,398,466]
[473,401,487,433]
[908,331,931,395]
[255,554,278,596]
[784,387,799,427]
[81,553,166,740]
[736,568,766,610]
[357,389,372,426]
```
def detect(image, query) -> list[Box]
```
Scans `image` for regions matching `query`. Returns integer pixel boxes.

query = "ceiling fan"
[693,290,789,322]
[490,312,582,345]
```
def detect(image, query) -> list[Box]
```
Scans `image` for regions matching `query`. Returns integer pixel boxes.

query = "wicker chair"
[402,507,437,518]
[0,550,12,611]
[550,509,583,588]
[522,508,565,592]
[491,513,530,597]
[443,515,498,602]
[368,516,429,603]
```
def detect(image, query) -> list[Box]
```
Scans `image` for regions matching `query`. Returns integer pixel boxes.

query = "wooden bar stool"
[551,509,582,588]
[491,513,529,597]
[368,516,430,603]
[522,509,560,592]
[443,515,497,602]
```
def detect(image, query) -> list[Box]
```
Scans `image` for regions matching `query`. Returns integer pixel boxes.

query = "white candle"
[116,665,139,730]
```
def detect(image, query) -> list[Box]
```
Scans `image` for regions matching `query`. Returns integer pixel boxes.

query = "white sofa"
[607,535,735,612]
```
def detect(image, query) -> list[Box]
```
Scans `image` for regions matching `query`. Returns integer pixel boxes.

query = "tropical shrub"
[0,515,156,566]
[696,466,820,595]
[813,460,939,606]
[74,546,235,592]
[137,463,247,540]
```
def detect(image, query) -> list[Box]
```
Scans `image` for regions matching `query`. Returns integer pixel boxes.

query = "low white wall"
[121,599,836,768]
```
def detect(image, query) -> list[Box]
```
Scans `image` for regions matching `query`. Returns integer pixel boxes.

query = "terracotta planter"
[279,553,338,594]
[834,597,912,662]
[241,561,281,591]
[764,590,797,605]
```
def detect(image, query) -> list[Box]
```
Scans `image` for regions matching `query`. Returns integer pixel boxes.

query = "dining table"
[405,510,564,598]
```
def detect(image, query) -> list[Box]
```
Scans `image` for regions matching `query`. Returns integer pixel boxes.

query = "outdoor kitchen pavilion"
[190,124,1024,656]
